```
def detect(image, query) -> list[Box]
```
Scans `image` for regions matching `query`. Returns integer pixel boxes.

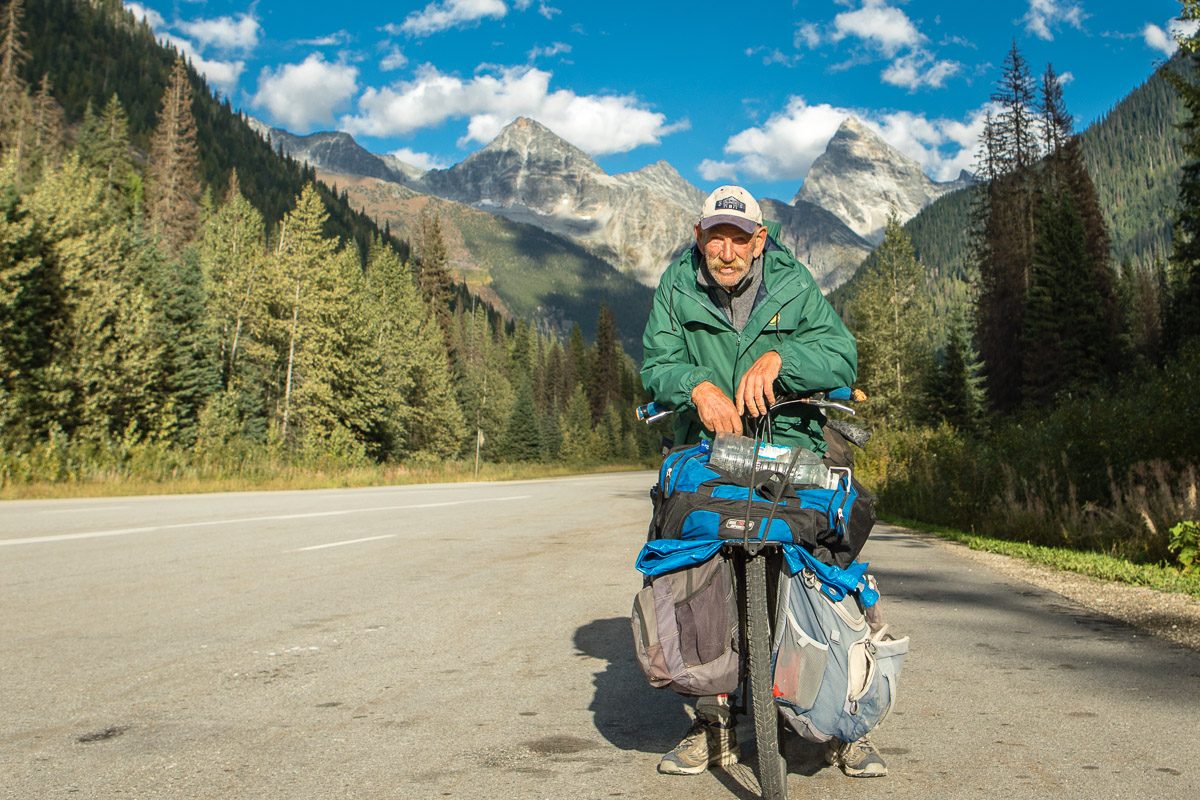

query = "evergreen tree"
[364,239,463,458]
[76,94,137,209]
[27,74,63,174]
[1166,8,1200,346]
[846,215,931,426]
[924,313,985,431]
[0,0,31,170]
[414,207,455,333]
[146,58,201,250]
[25,155,160,441]
[976,42,1040,412]
[501,378,540,461]
[588,304,619,423]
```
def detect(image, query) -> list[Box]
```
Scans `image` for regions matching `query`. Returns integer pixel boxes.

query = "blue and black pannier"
[646,438,875,568]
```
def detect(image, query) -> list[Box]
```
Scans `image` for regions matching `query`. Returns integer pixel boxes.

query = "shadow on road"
[574,617,692,753]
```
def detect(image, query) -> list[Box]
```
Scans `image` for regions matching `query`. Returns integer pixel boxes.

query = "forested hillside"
[0,0,656,490]
[838,54,1190,343]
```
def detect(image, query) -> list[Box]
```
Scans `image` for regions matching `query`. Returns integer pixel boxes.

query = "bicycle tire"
[744,553,787,799]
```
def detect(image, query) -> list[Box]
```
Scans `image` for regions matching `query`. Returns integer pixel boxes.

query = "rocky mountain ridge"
[250,114,957,291]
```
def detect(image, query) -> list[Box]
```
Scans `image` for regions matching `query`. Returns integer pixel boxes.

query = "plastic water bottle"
[708,432,829,486]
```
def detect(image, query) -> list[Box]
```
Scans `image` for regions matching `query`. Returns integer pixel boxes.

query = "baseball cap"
[699,185,763,234]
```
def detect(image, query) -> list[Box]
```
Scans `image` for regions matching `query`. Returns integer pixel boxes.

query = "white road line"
[288,534,397,553]
[0,495,531,547]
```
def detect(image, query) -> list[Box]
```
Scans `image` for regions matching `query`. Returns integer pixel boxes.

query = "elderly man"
[640,186,884,778]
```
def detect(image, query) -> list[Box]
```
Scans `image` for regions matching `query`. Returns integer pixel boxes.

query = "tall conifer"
[147,59,201,250]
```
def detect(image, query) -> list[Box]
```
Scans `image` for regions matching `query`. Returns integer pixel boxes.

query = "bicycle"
[636,389,863,800]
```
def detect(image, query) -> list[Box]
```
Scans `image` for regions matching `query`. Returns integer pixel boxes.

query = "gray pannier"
[630,555,740,696]
[772,569,908,743]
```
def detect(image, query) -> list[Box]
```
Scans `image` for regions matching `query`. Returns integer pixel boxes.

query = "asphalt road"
[1,473,1197,800]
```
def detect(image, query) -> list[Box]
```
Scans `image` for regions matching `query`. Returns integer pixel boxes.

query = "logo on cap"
[714,196,747,213]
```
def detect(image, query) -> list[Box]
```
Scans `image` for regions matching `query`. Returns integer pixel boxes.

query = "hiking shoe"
[824,735,888,778]
[657,719,739,775]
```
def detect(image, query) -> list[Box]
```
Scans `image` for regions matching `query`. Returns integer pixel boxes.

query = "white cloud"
[178,13,261,52]
[252,54,359,132]
[340,65,685,156]
[390,147,449,171]
[831,1,922,57]
[881,50,961,90]
[298,31,353,47]
[381,45,408,71]
[528,41,571,61]
[707,97,988,184]
[163,34,245,96]
[1144,18,1200,56]
[718,98,852,181]
[401,0,507,36]
[124,2,165,30]
[795,22,822,49]
[1023,0,1085,41]
[1057,70,1074,85]
[538,3,562,19]
[698,159,739,182]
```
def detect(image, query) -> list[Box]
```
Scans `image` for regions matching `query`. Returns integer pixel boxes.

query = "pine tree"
[364,239,464,458]
[76,94,136,209]
[925,313,985,431]
[146,59,201,250]
[25,155,160,441]
[27,74,63,175]
[501,378,540,461]
[588,304,619,423]
[1166,9,1200,346]
[0,0,31,163]
[846,215,931,427]
[975,42,1041,412]
[414,207,455,333]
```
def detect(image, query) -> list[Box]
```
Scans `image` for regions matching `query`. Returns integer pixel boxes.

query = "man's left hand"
[736,351,782,417]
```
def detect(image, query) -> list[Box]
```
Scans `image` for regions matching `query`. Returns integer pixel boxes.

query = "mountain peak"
[794,115,951,244]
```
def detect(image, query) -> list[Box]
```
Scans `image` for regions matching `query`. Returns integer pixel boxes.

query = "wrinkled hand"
[736,351,782,417]
[691,381,742,435]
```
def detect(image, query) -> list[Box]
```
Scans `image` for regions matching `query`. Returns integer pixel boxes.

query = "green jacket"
[640,233,857,453]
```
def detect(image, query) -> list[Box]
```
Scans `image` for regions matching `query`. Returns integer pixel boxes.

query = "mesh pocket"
[772,615,828,710]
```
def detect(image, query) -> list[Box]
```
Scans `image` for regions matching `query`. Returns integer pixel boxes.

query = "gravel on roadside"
[913,530,1200,652]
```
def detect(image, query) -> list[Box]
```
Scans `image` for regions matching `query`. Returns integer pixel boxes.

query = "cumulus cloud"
[1144,18,1200,56]
[340,65,686,156]
[831,0,922,57]
[704,96,988,184]
[124,2,165,30]
[178,13,261,52]
[401,0,507,36]
[390,147,450,171]
[1023,0,1085,41]
[252,54,359,132]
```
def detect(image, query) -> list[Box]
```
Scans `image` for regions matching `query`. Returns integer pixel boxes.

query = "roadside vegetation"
[844,33,1200,585]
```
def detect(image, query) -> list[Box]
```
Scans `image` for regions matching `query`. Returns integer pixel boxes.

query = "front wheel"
[744,553,787,799]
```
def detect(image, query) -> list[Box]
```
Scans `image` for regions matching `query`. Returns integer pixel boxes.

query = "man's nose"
[720,238,735,261]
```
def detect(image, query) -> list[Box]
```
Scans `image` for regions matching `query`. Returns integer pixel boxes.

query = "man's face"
[696,223,766,289]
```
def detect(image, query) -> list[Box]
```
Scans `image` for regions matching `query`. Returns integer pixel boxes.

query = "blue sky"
[124,1,1197,202]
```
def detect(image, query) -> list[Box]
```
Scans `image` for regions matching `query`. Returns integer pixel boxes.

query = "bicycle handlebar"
[634,387,862,425]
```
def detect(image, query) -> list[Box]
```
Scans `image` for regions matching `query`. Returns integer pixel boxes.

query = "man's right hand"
[691,381,743,435]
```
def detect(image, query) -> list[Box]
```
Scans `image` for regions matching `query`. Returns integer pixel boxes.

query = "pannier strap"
[635,539,878,608]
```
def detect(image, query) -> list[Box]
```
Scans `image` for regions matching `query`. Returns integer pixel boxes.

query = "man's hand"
[691,381,742,435]
[736,351,782,417]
